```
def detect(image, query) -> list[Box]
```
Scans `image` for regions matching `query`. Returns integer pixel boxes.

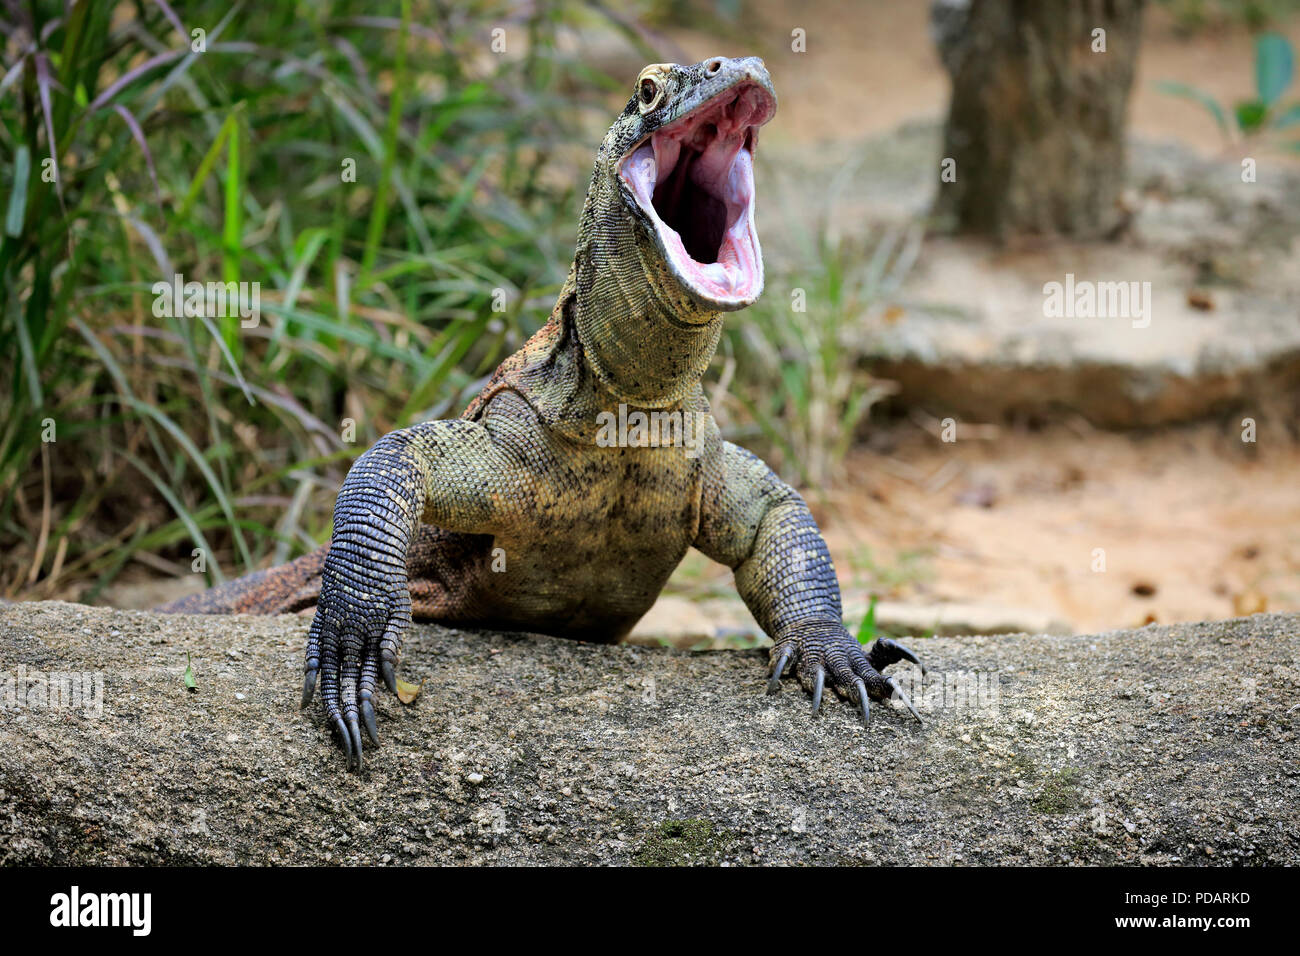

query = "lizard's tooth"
[624,142,657,202]
[723,147,753,208]
[652,133,680,182]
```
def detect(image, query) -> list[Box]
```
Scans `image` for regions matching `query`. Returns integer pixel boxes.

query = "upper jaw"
[617,75,777,313]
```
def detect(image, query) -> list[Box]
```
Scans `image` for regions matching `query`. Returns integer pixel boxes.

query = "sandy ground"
[2,601,1296,864]
[823,421,1300,633]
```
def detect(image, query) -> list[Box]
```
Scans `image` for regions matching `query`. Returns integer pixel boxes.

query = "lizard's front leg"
[695,440,924,725]
[301,398,534,771]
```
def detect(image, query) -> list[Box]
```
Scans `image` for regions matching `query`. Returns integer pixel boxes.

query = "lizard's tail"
[154,545,328,616]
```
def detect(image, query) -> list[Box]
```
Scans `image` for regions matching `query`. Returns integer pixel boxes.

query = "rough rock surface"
[0,601,1296,865]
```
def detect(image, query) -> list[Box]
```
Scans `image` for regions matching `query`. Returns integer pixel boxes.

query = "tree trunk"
[932,0,1147,240]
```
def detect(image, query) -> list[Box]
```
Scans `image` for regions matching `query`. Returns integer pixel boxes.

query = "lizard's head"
[611,56,776,312]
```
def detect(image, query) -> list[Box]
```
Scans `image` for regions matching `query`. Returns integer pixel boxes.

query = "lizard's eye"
[637,76,665,113]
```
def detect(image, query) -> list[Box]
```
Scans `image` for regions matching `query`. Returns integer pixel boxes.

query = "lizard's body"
[172,309,714,639]
[159,57,922,769]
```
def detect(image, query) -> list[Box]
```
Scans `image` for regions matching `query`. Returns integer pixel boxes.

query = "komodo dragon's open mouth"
[618,80,776,310]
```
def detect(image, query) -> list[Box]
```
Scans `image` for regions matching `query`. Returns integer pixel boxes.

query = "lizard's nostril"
[706,58,722,75]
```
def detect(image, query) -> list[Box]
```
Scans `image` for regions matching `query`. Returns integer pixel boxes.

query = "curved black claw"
[809,665,825,717]
[382,660,398,695]
[347,715,364,772]
[887,676,923,723]
[332,715,352,770]
[869,636,927,676]
[361,697,381,746]
[766,644,794,695]
[301,667,317,709]
[853,677,870,727]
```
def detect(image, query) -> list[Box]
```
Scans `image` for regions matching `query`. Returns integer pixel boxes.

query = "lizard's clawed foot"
[766,621,925,726]
[301,563,411,772]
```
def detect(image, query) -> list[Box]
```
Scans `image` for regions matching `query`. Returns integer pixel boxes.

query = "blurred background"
[2,0,1299,645]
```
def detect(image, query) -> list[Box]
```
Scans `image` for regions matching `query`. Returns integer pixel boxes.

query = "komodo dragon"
[159,56,924,770]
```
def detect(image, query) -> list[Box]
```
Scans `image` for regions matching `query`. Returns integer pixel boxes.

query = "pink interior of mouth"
[619,83,774,306]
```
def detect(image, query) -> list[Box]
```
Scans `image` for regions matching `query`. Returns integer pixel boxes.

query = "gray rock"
[0,601,1296,865]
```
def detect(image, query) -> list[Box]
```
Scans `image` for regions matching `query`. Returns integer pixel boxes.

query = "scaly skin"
[158,57,924,770]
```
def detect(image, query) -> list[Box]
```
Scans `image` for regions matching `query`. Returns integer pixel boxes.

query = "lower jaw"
[662,231,763,313]
[652,209,763,312]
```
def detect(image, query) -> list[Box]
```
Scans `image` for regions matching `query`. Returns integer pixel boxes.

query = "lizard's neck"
[570,214,722,410]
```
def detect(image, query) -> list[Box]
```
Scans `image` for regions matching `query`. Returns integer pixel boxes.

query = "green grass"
[0,0,650,598]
